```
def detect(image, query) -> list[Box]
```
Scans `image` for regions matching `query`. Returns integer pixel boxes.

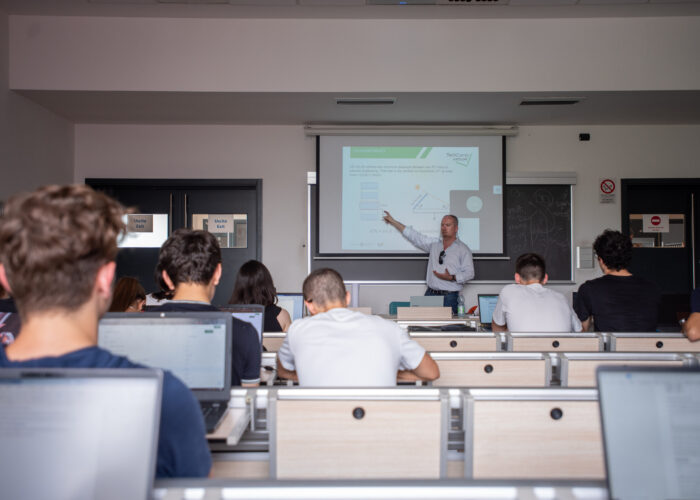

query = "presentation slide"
[319,136,504,255]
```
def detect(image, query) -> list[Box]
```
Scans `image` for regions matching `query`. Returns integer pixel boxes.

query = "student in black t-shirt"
[574,229,660,332]
[148,229,261,386]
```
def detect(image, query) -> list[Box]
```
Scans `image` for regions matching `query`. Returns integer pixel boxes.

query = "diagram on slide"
[341,146,480,251]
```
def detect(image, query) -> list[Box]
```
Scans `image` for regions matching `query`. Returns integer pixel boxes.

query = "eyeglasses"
[438,250,446,265]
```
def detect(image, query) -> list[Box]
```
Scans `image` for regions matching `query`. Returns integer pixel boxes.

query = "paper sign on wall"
[642,214,669,233]
[126,214,153,233]
[207,215,233,233]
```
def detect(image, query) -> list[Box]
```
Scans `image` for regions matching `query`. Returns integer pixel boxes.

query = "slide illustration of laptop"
[0,368,162,500]
[98,312,232,433]
[477,294,499,331]
[597,366,700,500]
[277,293,305,322]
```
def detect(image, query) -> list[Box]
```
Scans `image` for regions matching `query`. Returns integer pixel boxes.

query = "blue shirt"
[402,226,475,292]
[0,345,212,478]
[692,288,700,313]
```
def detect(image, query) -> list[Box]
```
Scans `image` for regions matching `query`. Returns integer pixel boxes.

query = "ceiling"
[5,0,700,126]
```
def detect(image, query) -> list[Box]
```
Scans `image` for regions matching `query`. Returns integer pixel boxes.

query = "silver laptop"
[597,366,700,500]
[222,304,264,345]
[0,368,162,500]
[98,312,232,433]
[277,293,305,321]
[478,294,499,329]
[409,295,445,307]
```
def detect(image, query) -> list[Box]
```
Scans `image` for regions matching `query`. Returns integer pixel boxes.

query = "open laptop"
[98,312,232,433]
[277,293,305,321]
[222,304,264,345]
[477,294,499,330]
[597,366,700,500]
[0,368,162,500]
[409,295,445,307]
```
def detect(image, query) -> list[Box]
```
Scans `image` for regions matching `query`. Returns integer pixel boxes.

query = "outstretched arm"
[383,211,406,232]
[683,313,700,342]
[397,353,440,382]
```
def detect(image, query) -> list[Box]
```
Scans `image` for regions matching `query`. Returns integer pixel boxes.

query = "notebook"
[0,368,162,500]
[597,366,700,500]
[98,312,232,433]
[222,304,264,345]
[409,295,445,307]
[477,294,499,329]
[277,293,305,321]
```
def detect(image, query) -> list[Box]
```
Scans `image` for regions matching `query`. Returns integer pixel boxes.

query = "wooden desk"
[206,406,251,446]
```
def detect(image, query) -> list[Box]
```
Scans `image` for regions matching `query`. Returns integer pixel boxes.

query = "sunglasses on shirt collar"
[439,250,446,265]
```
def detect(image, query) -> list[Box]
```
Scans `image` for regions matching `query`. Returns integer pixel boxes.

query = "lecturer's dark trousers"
[425,288,459,315]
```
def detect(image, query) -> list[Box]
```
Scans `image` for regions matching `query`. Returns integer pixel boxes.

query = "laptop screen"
[222,304,264,343]
[478,294,499,324]
[98,312,231,394]
[597,367,700,500]
[0,368,161,500]
[277,293,305,321]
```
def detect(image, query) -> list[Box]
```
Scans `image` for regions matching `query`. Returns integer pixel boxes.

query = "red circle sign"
[600,179,615,194]
[651,216,661,225]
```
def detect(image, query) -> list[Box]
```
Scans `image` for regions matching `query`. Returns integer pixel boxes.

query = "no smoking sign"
[599,178,617,204]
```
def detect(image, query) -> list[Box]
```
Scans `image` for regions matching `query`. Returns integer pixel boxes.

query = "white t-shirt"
[492,283,582,332]
[277,308,426,387]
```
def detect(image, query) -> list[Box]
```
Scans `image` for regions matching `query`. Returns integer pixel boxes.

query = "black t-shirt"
[264,303,283,332]
[574,274,660,332]
[148,301,261,385]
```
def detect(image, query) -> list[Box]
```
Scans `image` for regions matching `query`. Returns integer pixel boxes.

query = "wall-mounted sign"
[126,214,153,233]
[599,178,616,204]
[642,214,669,233]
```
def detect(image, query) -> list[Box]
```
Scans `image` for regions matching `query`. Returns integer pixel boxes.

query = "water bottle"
[457,294,466,317]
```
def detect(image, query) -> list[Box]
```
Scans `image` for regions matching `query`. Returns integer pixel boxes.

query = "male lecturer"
[383,211,474,314]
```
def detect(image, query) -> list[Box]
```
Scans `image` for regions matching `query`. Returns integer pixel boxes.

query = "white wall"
[75,123,700,313]
[0,10,73,202]
[74,124,315,291]
[10,15,700,93]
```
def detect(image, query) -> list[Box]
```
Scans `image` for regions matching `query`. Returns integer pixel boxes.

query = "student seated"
[492,253,582,333]
[149,228,261,387]
[682,287,700,341]
[574,229,660,332]
[276,268,440,386]
[0,185,211,478]
[228,260,292,332]
[109,276,146,312]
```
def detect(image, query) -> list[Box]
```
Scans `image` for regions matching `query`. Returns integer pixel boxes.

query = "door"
[87,179,261,307]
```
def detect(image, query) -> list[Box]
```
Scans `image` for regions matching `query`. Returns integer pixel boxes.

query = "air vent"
[520,98,582,106]
[335,97,397,105]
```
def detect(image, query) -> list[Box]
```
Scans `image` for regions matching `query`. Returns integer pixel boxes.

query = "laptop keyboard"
[200,402,227,433]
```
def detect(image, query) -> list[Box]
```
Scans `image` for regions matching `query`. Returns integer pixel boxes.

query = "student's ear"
[304,300,317,316]
[514,273,521,284]
[345,291,351,307]
[542,273,549,285]
[212,263,223,287]
[95,261,116,300]
[0,265,11,294]
[161,270,176,291]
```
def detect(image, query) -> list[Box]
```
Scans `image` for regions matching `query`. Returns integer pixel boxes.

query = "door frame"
[86,178,263,261]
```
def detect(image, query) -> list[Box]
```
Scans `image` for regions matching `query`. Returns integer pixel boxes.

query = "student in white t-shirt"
[492,253,582,333]
[276,268,440,387]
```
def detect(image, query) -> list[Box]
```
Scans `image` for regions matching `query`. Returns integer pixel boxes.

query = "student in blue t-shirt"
[147,228,261,387]
[0,184,211,478]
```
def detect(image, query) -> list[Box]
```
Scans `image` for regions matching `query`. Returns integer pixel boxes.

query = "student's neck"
[172,283,213,304]
[604,268,632,277]
[5,306,98,361]
[311,302,346,314]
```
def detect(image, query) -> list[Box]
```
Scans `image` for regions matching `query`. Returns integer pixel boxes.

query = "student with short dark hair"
[574,229,660,332]
[0,184,211,478]
[492,253,581,333]
[149,229,261,386]
[276,268,439,386]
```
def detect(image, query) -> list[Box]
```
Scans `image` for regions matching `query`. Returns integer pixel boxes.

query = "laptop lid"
[221,304,264,344]
[0,368,162,500]
[477,294,499,325]
[409,295,445,307]
[597,366,700,500]
[98,312,232,402]
[277,293,305,321]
